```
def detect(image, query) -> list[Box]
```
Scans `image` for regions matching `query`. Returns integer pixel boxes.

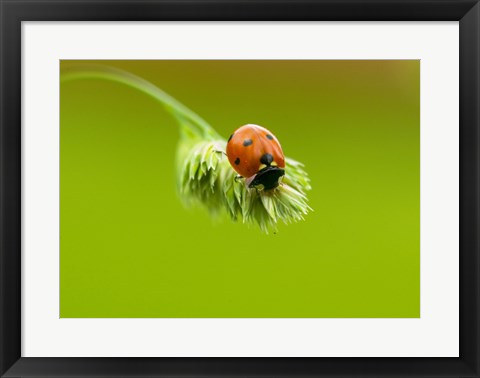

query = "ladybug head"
[248,166,285,191]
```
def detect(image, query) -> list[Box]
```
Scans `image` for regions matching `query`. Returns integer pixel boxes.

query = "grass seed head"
[177,138,312,233]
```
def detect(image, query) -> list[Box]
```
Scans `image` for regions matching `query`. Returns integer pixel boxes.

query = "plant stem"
[60,65,223,140]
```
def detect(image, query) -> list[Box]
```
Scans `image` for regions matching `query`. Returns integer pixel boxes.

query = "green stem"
[61,65,222,140]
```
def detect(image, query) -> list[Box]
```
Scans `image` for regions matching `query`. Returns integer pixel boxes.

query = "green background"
[60,60,420,318]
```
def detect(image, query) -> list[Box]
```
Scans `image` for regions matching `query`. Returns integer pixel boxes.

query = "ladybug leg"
[213,149,227,156]
[234,175,243,182]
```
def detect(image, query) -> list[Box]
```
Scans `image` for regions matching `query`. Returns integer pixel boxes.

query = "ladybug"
[226,124,285,191]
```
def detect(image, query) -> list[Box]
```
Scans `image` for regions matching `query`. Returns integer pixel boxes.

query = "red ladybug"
[226,124,285,190]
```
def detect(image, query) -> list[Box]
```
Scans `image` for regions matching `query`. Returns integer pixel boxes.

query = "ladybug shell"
[226,124,285,178]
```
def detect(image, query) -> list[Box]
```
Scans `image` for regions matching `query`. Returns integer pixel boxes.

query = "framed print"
[1,1,479,377]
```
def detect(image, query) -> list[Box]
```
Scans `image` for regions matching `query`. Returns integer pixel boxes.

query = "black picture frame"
[1,1,479,377]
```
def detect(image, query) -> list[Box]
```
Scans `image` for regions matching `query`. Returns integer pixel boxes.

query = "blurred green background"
[60,60,420,318]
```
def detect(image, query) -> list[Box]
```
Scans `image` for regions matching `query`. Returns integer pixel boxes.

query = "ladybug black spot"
[266,134,273,140]
[234,157,240,165]
[243,139,253,147]
[228,134,234,142]
[260,153,274,166]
